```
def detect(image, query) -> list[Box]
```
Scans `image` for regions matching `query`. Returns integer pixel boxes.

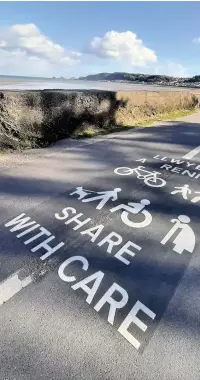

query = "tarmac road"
[0,111,200,380]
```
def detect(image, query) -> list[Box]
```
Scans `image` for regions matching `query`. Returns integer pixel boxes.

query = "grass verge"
[73,108,197,138]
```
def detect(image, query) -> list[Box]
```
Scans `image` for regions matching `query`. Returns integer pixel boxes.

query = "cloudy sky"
[0,2,200,78]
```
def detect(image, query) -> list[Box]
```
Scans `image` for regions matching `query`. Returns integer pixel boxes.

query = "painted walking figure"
[161,215,196,254]
[171,184,191,200]
[70,186,95,200]
[82,188,122,210]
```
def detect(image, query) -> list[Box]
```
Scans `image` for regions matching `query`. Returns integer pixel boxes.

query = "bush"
[0,90,198,151]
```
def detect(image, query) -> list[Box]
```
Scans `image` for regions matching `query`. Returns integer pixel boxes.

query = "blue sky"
[0,1,200,77]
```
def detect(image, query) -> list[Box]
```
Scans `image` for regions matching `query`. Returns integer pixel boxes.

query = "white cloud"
[193,37,200,44]
[0,24,189,79]
[0,23,81,76]
[143,61,188,78]
[0,48,52,76]
[154,62,188,77]
[86,30,157,66]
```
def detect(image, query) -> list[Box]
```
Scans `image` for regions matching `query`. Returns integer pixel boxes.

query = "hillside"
[78,72,200,88]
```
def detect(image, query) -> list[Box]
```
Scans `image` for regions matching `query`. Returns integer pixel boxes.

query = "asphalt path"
[1,111,200,380]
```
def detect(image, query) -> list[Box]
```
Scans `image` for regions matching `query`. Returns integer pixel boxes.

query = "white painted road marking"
[160,215,195,254]
[182,145,200,160]
[0,270,32,305]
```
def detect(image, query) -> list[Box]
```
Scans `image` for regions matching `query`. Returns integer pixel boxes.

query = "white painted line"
[0,270,32,306]
[182,145,200,160]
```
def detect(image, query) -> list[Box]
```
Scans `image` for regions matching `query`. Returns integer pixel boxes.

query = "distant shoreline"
[1,76,200,92]
[1,73,200,89]
[78,72,200,89]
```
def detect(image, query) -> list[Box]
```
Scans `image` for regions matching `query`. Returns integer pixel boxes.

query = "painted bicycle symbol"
[114,165,166,188]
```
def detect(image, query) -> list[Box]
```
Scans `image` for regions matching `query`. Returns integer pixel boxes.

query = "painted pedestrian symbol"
[160,215,196,254]
[70,187,96,200]
[170,185,200,204]
[110,199,152,228]
[171,185,191,200]
[81,188,122,210]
